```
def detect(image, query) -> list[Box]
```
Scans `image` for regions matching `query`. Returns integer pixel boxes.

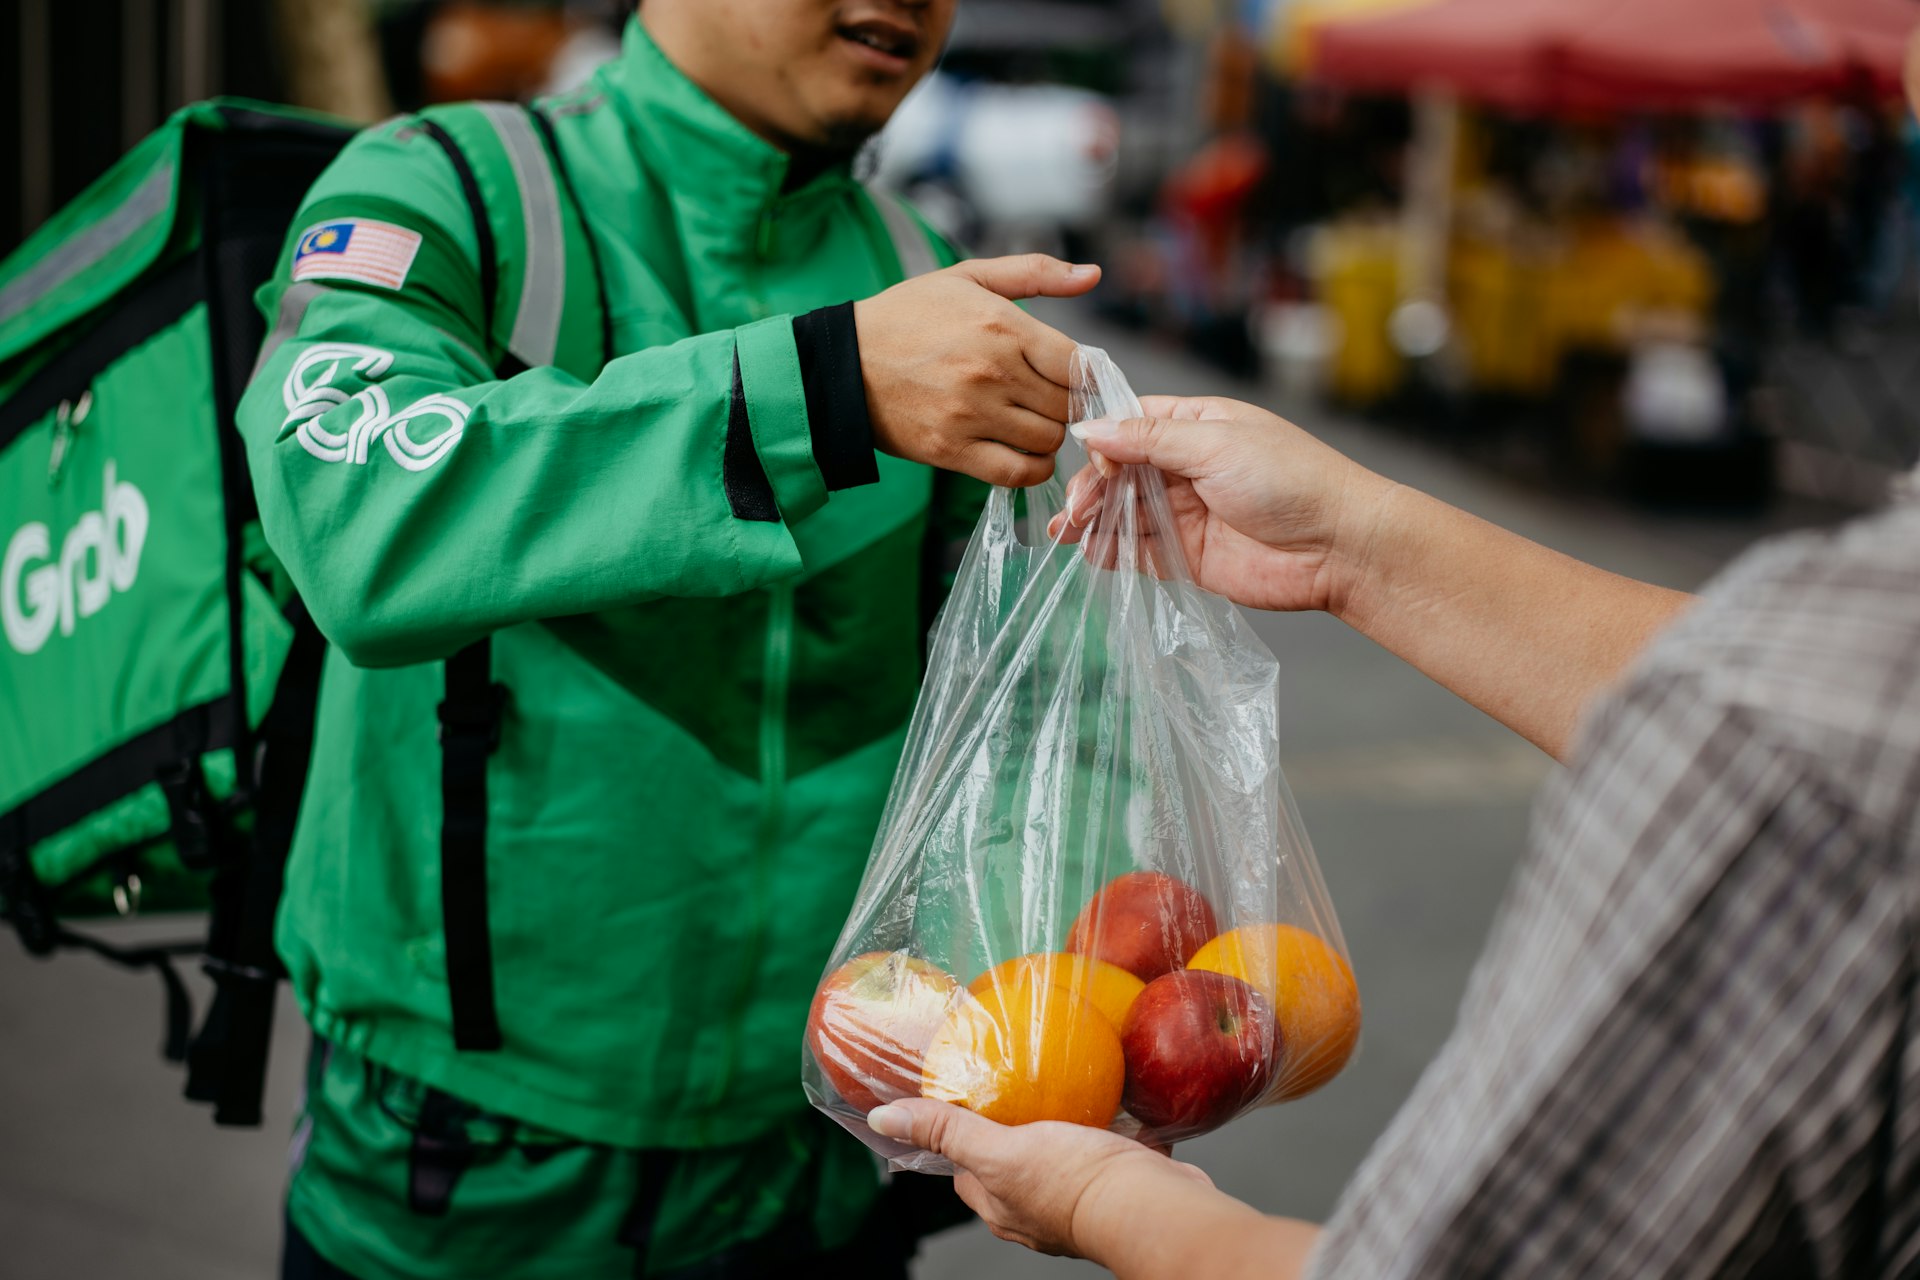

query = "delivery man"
[235,1,1098,1275]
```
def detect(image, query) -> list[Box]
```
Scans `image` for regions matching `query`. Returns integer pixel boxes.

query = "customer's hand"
[855,255,1100,488]
[1051,394,1694,762]
[866,1099,1214,1259]
[1049,395,1391,613]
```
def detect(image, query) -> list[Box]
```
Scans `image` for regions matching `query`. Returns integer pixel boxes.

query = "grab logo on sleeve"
[282,343,470,472]
[3,461,149,656]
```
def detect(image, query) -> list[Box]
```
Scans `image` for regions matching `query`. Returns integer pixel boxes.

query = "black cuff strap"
[723,352,780,522]
[793,301,880,492]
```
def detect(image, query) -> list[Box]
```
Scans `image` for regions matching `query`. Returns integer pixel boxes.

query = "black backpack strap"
[1,810,199,1060]
[51,926,199,1061]
[438,639,505,1052]
[416,116,511,1053]
[184,599,328,1123]
[416,115,524,378]
[413,106,606,1054]
[617,1150,682,1276]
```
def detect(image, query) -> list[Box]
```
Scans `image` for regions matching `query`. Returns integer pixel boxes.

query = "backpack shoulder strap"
[407,106,524,1056]
[405,101,614,1057]
[525,106,613,370]
[865,186,942,281]
[413,102,608,378]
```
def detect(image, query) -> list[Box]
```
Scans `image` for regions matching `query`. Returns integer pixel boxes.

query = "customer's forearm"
[1331,480,1691,761]
[1079,1173,1320,1280]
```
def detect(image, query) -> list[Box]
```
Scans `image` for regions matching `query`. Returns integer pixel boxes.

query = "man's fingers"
[1008,364,1072,426]
[995,406,1069,457]
[1000,308,1080,390]
[958,442,1056,489]
[951,254,1101,302]
[869,1099,1005,1168]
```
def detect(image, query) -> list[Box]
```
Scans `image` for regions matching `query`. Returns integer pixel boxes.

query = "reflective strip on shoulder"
[868,189,938,281]
[0,165,175,328]
[475,103,565,368]
[249,280,329,383]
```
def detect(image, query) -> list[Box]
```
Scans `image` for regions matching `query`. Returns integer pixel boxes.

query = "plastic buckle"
[156,758,225,871]
[436,683,508,754]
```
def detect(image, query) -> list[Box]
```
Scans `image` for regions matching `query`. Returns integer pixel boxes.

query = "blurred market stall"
[1298,0,1909,111]
[1235,0,1919,506]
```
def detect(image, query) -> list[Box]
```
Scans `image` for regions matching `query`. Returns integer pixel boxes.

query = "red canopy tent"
[1303,0,1915,113]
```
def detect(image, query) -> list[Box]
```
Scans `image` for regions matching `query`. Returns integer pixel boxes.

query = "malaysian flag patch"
[292,219,422,289]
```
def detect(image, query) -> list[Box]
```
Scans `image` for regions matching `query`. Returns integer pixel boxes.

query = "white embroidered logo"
[283,343,470,472]
[3,461,149,656]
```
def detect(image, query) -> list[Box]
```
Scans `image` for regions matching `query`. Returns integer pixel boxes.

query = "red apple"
[806,950,962,1114]
[1065,871,1218,981]
[1120,969,1279,1136]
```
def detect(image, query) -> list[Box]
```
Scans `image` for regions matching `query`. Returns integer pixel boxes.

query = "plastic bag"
[803,347,1356,1172]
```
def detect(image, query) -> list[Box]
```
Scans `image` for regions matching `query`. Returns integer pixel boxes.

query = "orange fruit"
[968,952,1146,1035]
[1187,923,1360,1100]
[920,982,1125,1127]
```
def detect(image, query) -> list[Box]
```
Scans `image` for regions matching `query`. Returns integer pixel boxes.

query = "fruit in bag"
[968,952,1146,1034]
[921,982,1125,1128]
[1189,924,1360,1100]
[1066,870,1219,982]
[807,951,963,1114]
[1120,969,1278,1132]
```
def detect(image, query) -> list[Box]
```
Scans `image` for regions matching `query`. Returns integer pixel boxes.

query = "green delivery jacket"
[238,22,971,1169]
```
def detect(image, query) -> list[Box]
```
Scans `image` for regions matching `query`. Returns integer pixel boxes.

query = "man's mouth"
[835,16,921,70]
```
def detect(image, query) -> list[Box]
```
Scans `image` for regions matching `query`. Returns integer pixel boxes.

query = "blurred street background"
[4,0,1914,1275]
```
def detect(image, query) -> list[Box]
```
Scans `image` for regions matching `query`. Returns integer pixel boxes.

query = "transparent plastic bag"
[803,347,1356,1172]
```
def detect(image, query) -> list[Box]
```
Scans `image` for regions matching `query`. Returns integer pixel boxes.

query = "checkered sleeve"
[1306,507,1920,1279]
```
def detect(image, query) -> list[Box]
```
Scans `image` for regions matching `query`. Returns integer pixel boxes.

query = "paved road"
[0,307,1848,1280]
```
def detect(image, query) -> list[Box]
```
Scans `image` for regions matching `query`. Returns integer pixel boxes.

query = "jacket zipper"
[710,581,794,1102]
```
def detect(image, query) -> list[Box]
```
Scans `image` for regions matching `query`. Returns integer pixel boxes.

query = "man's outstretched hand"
[856,254,1101,488]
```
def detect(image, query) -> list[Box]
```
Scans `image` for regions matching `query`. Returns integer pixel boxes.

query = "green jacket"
[238,20,973,1163]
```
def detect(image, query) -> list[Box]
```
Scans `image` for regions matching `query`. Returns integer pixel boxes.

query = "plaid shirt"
[1309,499,1920,1279]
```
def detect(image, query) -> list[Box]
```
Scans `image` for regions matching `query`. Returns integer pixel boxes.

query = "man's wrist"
[792,301,880,490]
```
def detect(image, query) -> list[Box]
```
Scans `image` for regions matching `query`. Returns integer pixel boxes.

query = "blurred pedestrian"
[241,2,1099,1276]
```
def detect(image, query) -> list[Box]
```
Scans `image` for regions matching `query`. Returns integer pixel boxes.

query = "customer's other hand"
[866,1098,1212,1259]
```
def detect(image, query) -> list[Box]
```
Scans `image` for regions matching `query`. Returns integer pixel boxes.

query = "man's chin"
[794,110,890,159]
[801,87,918,153]
[813,116,887,154]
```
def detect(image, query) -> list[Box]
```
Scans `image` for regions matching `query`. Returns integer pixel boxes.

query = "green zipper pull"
[47,390,90,488]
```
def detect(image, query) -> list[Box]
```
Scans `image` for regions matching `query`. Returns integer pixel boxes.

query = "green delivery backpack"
[0,100,351,1125]
[0,94,608,1127]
